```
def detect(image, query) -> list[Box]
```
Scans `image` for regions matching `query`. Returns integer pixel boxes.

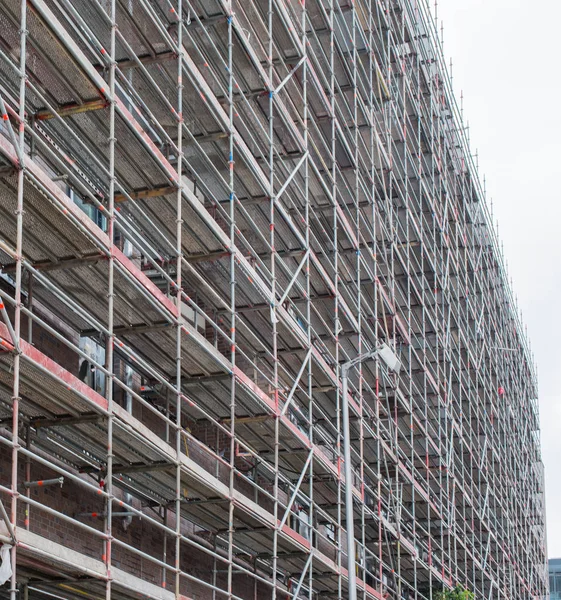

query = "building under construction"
[0,0,548,599]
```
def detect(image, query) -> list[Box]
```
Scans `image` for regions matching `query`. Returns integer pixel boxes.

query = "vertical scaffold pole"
[175,1,184,596]
[104,1,117,598]
[268,2,280,599]
[227,2,238,598]
[301,0,314,596]
[9,0,27,597]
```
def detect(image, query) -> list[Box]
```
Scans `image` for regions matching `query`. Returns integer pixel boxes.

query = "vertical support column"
[24,425,30,531]
[226,3,238,598]
[341,367,356,600]
[351,3,364,594]
[26,271,33,344]
[9,0,27,597]
[175,2,184,597]
[397,6,406,599]
[300,1,314,596]
[327,3,343,598]
[368,3,383,596]
[412,4,422,596]
[268,3,280,599]
[104,2,117,598]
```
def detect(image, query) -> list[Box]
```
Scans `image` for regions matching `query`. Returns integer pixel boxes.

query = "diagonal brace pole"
[0,498,16,544]
[275,151,308,202]
[278,249,310,307]
[0,94,24,168]
[279,448,313,530]
[274,56,306,95]
[280,347,312,416]
[0,301,20,354]
[290,552,313,599]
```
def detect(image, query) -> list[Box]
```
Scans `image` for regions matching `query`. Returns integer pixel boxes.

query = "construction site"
[0,0,549,599]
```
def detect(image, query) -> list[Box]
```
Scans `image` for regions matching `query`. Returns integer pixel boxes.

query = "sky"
[437,0,561,557]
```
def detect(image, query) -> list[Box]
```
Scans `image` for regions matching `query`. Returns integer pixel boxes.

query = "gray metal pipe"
[341,364,356,600]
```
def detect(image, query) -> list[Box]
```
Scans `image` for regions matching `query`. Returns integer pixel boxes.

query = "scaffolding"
[0,0,548,599]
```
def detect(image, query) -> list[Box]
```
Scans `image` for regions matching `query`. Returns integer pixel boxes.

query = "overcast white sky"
[437,0,561,558]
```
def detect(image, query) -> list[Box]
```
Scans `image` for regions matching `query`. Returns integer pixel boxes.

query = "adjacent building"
[550,559,561,600]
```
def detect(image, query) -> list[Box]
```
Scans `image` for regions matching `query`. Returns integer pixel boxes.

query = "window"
[79,337,106,395]
[69,188,107,232]
[550,569,561,599]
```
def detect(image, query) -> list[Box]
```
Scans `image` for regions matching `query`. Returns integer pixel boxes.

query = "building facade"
[0,0,548,599]
[550,559,561,600]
